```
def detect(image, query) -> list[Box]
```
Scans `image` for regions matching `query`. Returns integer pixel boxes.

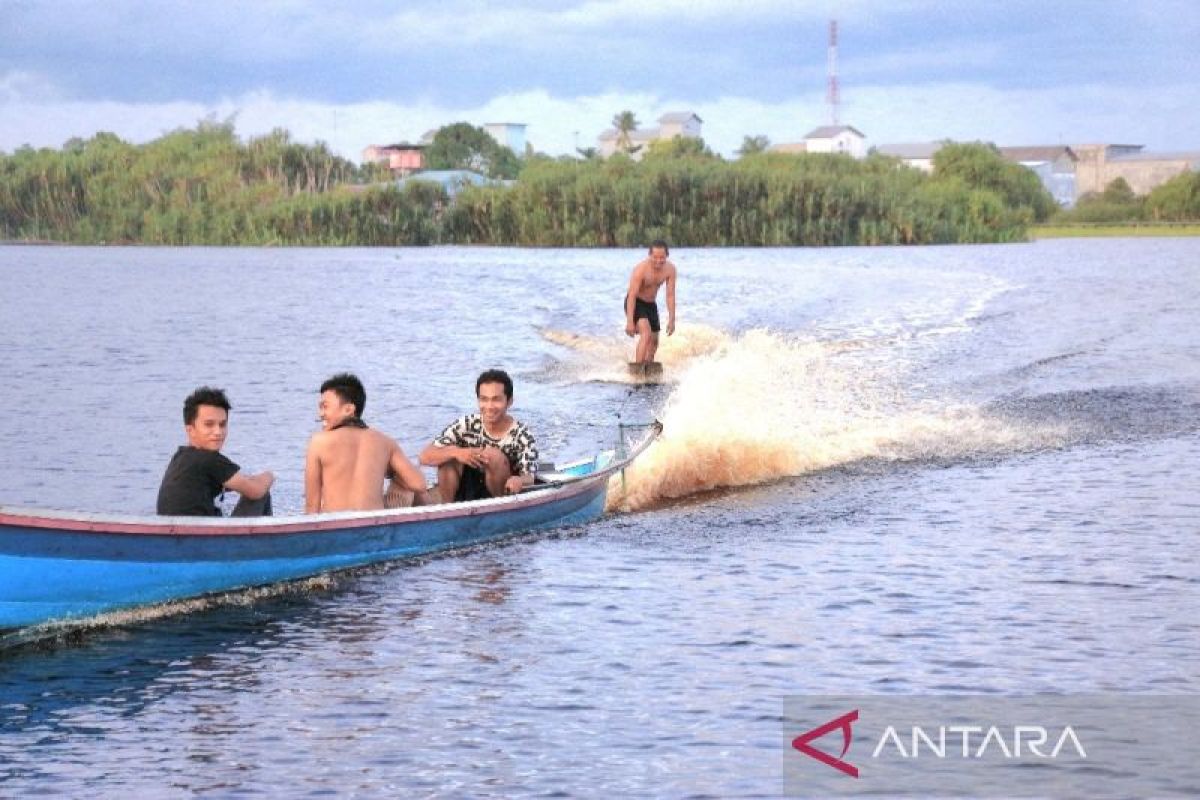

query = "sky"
[2,0,1198,161]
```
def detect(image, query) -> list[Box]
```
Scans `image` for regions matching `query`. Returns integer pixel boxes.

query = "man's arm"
[665,265,677,336]
[504,430,539,494]
[625,263,644,336]
[419,441,481,468]
[389,442,428,492]
[304,436,323,513]
[420,425,489,471]
[224,469,275,500]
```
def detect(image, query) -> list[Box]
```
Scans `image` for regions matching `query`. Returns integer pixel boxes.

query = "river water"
[1,241,1198,797]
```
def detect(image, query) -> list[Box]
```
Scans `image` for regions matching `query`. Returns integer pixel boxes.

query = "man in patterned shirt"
[420,369,538,502]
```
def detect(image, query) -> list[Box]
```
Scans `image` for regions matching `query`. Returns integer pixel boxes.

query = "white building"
[597,112,703,159]
[998,146,1079,207]
[874,142,944,172]
[802,125,867,158]
[657,112,703,139]
[483,123,527,156]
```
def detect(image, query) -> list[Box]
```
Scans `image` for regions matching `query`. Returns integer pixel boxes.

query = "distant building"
[362,143,426,177]
[771,125,867,159]
[998,146,1079,207]
[874,142,944,172]
[803,125,867,158]
[484,123,528,156]
[1071,144,1143,198]
[768,134,1196,205]
[1073,144,1200,199]
[657,112,703,139]
[597,112,703,159]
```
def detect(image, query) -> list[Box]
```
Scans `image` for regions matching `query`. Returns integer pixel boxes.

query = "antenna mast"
[827,19,840,127]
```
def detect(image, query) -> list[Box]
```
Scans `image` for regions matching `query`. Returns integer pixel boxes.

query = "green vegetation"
[0,119,447,245]
[441,142,1055,246]
[1044,172,1200,233]
[931,142,1060,223]
[611,111,642,157]
[424,122,521,179]
[1032,223,1200,238]
[1,124,1068,246]
[736,135,771,157]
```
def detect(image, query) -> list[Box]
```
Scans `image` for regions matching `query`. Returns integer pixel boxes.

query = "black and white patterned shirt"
[435,414,539,477]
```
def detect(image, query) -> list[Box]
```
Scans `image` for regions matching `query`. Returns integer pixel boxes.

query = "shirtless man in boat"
[419,369,539,502]
[157,386,275,517]
[304,373,430,513]
[624,239,677,364]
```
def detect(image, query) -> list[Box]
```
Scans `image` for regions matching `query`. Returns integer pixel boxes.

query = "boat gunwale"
[0,422,662,538]
[0,478,598,537]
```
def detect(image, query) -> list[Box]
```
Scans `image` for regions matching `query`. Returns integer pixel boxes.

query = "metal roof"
[395,170,494,194]
[998,146,1077,162]
[1107,150,1200,165]
[804,125,866,139]
[875,142,943,159]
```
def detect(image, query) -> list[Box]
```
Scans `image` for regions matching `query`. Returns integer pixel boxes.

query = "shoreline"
[7,229,1200,248]
[1032,223,1200,238]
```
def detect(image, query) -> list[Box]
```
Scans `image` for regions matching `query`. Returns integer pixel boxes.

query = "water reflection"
[1,595,312,736]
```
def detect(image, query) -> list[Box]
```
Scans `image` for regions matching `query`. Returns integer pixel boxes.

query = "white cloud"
[0,70,64,103]
[303,0,919,52]
[845,82,1200,149]
[847,41,1005,80]
[557,0,803,27]
[3,78,1197,160]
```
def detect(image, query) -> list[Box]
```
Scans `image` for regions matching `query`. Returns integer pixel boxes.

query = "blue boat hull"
[1,483,605,631]
[0,422,664,636]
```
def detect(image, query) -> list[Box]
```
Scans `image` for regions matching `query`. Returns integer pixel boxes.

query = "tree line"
[1,122,1073,246]
[441,143,1057,246]
[1050,174,1200,225]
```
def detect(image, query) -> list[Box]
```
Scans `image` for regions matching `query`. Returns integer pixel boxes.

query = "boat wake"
[539,323,729,385]
[604,329,1070,512]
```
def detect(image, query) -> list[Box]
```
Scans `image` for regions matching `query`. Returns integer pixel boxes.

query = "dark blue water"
[1,241,1198,797]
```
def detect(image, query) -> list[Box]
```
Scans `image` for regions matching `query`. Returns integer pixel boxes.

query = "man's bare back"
[304,374,428,514]
[305,427,418,512]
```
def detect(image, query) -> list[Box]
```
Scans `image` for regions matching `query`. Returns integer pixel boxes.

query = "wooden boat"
[0,422,661,639]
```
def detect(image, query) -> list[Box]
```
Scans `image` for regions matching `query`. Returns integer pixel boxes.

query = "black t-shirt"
[156,446,241,516]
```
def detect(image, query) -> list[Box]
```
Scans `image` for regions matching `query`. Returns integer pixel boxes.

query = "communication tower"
[827,20,840,126]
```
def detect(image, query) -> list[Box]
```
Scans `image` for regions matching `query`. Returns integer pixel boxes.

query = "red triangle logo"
[791,709,860,778]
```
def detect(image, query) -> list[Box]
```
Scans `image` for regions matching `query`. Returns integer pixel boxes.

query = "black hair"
[649,239,669,255]
[475,368,513,400]
[320,373,367,417]
[183,386,231,425]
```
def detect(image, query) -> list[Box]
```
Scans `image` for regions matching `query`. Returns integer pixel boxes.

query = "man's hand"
[625,320,636,337]
[667,318,675,336]
[461,446,487,469]
[504,476,524,495]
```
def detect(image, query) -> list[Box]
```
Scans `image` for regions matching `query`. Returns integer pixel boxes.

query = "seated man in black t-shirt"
[156,386,276,517]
